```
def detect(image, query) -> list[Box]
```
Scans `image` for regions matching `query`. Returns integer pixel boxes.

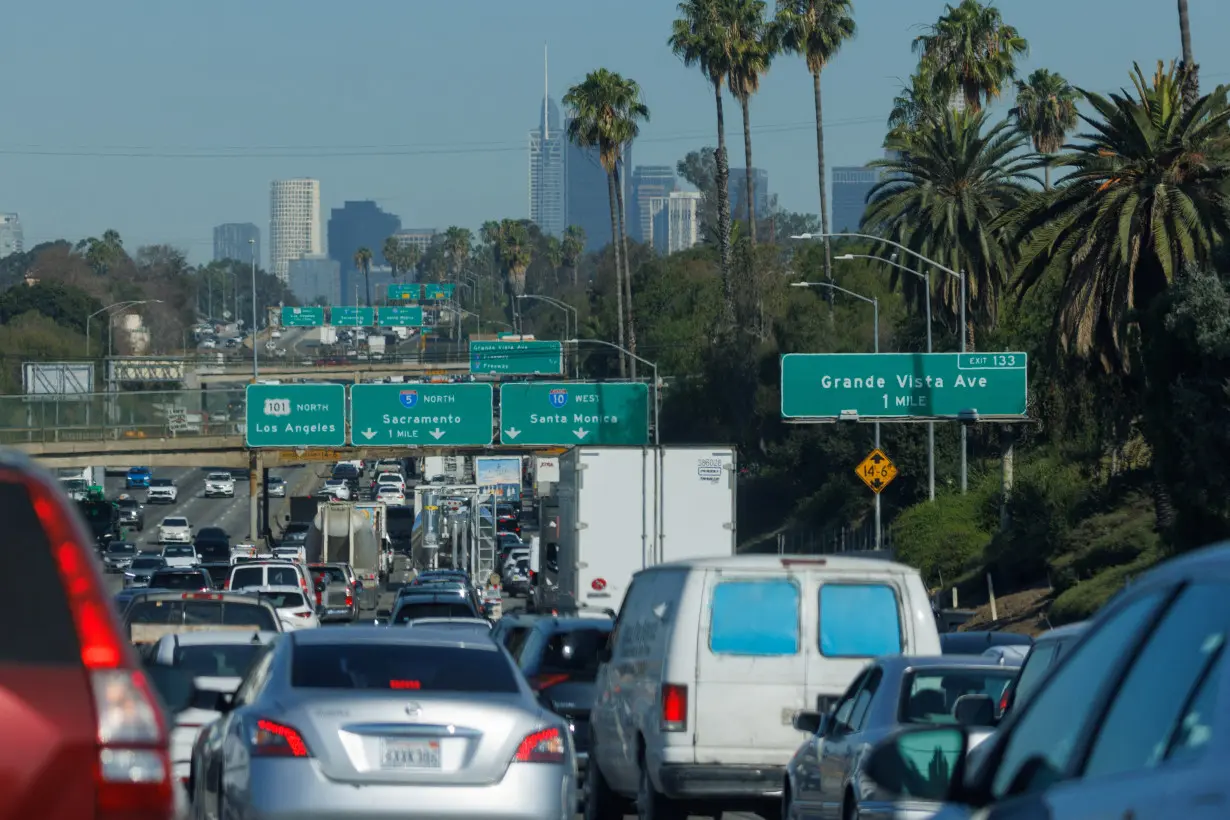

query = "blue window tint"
[710,580,800,656]
[819,584,902,657]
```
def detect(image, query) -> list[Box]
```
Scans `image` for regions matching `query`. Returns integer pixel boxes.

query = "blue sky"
[1,0,1225,264]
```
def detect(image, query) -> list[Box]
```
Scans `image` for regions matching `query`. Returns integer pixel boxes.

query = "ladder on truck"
[473,492,498,582]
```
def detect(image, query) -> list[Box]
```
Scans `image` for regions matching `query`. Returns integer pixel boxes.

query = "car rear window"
[171,643,264,677]
[710,579,800,656]
[126,598,278,631]
[231,566,264,589]
[151,571,208,590]
[498,625,533,657]
[291,643,518,692]
[266,566,300,586]
[131,557,165,570]
[535,627,612,681]
[201,564,231,587]
[259,590,306,609]
[108,542,137,554]
[0,481,80,663]
[900,668,1016,726]
[311,566,346,584]
[163,518,188,527]
[151,479,173,487]
[392,601,478,624]
[819,584,902,657]
[163,545,194,557]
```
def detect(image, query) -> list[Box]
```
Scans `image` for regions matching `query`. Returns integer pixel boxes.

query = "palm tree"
[1006,62,1230,372]
[562,225,586,286]
[670,0,737,325]
[1178,0,1199,111]
[398,244,422,281]
[727,0,775,244]
[443,226,473,280]
[353,247,373,306]
[564,68,650,376]
[543,236,563,285]
[382,236,402,281]
[496,220,533,330]
[913,0,1028,114]
[773,0,856,280]
[887,69,944,147]
[1009,69,1078,190]
[864,109,1037,348]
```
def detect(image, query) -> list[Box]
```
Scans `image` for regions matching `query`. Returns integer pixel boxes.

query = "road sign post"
[330,306,375,327]
[280,306,325,327]
[387,284,421,301]
[470,340,563,375]
[499,383,649,445]
[377,306,424,327]
[245,383,346,447]
[350,383,494,446]
[856,449,898,494]
[780,352,1028,420]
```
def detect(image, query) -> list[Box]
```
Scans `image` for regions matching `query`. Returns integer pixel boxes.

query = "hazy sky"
[1,1,1225,264]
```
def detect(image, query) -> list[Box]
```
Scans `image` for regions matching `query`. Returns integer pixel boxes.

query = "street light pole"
[517,294,579,378]
[86,299,157,357]
[792,281,882,548]
[795,231,968,493]
[249,238,259,382]
[836,253,935,502]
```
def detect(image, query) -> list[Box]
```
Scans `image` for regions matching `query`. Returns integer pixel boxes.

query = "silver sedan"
[189,626,576,820]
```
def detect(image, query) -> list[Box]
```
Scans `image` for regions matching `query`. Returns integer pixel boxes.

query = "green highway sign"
[422,284,455,300]
[245,383,346,447]
[331,306,375,327]
[350,383,494,446]
[281,306,324,327]
[780,352,1028,420]
[378,306,424,327]
[387,284,421,300]
[499,383,649,445]
[470,340,563,375]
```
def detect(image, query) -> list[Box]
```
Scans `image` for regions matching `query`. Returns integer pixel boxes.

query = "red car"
[0,451,174,820]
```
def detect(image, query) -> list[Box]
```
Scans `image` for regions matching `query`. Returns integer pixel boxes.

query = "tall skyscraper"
[529,97,567,238]
[729,168,770,224]
[831,166,881,232]
[563,124,634,254]
[288,255,341,306]
[327,201,402,304]
[269,179,322,282]
[0,214,23,259]
[653,192,701,254]
[213,222,260,264]
[629,166,676,243]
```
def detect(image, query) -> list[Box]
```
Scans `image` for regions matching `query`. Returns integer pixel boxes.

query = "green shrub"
[1049,492,1159,593]
[985,456,1090,587]
[1049,550,1162,625]
[892,489,992,587]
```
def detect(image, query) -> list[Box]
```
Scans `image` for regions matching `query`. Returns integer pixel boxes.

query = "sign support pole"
[872,298,881,550]
[248,449,261,543]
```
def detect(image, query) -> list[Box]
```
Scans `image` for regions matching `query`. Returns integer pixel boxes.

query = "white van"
[585,554,940,818]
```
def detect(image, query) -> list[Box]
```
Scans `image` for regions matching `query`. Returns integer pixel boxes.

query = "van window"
[710,579,800,656]
[819,584,902,657]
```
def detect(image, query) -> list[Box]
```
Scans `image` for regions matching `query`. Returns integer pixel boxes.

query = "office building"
[327,200,402,305]
[394,229,438,257]
[213,222,260,264]
[563,117,634,254]
[269,179,322,282]
[650,192,701,254]
[529,97,567,238]
[831,166,881,232]
[729,168,770,224]
[629,166,675,244]
[0,213,23,258]
[288,255,340,306]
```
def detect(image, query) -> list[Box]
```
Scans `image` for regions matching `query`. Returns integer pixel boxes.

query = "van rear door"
[692,567,808,765]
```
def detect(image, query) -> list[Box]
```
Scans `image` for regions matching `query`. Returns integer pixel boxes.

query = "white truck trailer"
[533,446,737,614]
[305,501,389,610]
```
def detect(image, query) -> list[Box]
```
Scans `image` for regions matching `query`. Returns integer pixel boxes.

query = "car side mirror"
[792,709,826,735]
[863,726,970,803]
[953,694,994,728]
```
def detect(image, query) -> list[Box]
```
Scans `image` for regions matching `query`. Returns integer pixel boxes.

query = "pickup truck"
[122,591,281,645]
[160,544,199,569]
[204,472,236,498]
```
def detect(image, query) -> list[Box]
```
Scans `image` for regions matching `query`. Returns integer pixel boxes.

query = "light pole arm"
[798,232,962,281]
[840,253,926,283]
[795,281,876,307]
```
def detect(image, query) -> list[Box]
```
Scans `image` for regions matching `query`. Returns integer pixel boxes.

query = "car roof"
[644,554,921,575]
[291,625,499,650]
[537,616,615,632]
[151,567,205,574]
[127,590,268,604]
[397,591,470,603]
[252,585,304,594]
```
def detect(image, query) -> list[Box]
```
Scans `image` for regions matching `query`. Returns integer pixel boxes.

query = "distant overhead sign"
[470,340,563,375]
[22,362,94,401]
[330,306,375,327]
[499,382,649,445]
[421,284,455,300]
[350,383,494,446]
[245,383,346,448]
[378,306,424,327]
[388,284,421,301]
[281,306,325,327]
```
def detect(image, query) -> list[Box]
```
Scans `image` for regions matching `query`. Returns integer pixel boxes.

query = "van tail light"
[19,470,173,820]
[345,590,353,607]
[250,718,311,757]
[661,683,687,732]
[512,726,565,763]
[529,673,570,691]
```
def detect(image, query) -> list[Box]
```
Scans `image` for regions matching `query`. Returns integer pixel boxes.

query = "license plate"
[379,738,441,770]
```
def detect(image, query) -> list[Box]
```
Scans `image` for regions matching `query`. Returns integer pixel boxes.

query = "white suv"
[204,472,236,498]
[147,478,177,504]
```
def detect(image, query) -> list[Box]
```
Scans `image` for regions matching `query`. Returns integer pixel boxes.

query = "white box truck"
[533,446,736,614]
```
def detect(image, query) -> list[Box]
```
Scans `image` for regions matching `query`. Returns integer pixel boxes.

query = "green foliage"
[0,282,100,335]
[984,455,1088,587]
[1049,549,1162,626]
[1048,490,1159,594]
[891,478,997,587]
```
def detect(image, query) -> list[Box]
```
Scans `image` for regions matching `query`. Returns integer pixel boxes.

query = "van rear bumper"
[656,763,785,800]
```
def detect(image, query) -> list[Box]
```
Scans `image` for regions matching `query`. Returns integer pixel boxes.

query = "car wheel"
[585,757,629,820]
[638,755,683,820]
[841,792,860,820]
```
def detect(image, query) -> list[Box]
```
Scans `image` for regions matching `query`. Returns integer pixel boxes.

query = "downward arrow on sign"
[573,428,589,440]
[504,427,521,440]
[361,429,376,440]
[429,428,445,440]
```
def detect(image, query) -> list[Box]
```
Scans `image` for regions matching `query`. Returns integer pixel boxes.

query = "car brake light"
[251,718,311,757]
[661,683,687,732]
[512,726,565,763]
[181,593,223,600]
[345,590,353,607]
[315,589,323,607]
[294,611,313,618]
[529,672,571,691]
[999,688,1011,714]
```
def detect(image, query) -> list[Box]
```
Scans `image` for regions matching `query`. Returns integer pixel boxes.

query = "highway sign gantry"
[470,340,563,375]
[378,306,424,327]
[856,448,898,494]
[350,383,494,446]
[245,383,346,448]
[330,306,375,327]
[388,284,421,301]
[499,382,650,445]
[281,306,325,327]
[780,352,1028,420]
[422,284,455,300]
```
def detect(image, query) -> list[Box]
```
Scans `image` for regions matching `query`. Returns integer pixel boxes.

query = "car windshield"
[899,668,1016,726]
[107,542,137,554]
[151,571,207,589]
[163,518,188,527]
[377,486,400,494]
[150,479,173,487]
[534,626,612,681]
[116,498,139,509]
[207,473,231,481]
[291,643,517,692]
[163,545,194,557]
[325,479,345,487]
[269,477,285,486]
[131,557,164,570]
[258,590,306,609]
[393,601,477,623]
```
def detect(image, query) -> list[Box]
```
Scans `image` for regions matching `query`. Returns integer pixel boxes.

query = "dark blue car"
[125,467,151,488]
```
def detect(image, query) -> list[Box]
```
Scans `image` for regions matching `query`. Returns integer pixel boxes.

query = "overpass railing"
[0,389,248,446]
